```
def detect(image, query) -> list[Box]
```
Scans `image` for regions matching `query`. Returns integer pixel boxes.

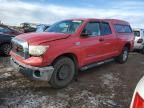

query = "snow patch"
[0,73,12,79]
[100,73,120,89]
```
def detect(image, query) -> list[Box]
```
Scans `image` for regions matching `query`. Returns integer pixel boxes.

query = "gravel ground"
[0,52,144,108]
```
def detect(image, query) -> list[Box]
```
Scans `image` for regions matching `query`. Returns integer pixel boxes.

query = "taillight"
[133,93,144,108]
[137,39,143,43]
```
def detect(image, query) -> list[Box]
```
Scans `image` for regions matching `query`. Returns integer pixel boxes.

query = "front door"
[80,21,105,65]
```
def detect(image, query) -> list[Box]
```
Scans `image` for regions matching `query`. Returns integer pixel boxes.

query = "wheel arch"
[124,42,131,51]
[52,53,79,68]
[51,53,79,79]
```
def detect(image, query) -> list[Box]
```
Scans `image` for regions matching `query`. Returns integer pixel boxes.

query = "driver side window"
[0,27,11,33]
[0,27,5,32]
[82,22,100,36]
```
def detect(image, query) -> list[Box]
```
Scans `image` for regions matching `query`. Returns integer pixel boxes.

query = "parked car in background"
[133,28,144,54]
[36,24,50,32]
[0,25,22,56]
[11,18,134,88]
[0,24,21,35]
[20,23,37,33]
[0,33,15,55]
[130,76,144,108]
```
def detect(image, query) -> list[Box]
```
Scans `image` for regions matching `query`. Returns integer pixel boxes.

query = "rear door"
[99,22,118,59]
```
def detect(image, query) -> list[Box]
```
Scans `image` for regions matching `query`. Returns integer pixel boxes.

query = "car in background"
[133,28,144,54]
[0,24,21,35]
[20,23,37,33]
[36,24,50,32]
[0,33,15,56]
[130,76,144,108]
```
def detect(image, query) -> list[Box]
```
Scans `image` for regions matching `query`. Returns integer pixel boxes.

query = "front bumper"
[134,43,144,50]
[11,57,54,81]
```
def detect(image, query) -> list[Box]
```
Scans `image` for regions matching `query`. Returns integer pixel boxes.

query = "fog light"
[33,70,41,78]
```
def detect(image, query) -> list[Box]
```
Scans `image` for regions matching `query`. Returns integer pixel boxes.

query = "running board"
[80,59,114,71]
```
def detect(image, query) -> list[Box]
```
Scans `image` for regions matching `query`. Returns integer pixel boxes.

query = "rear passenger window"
[82,22,100,36]
[101,22,112,35]
[115,24,132,33]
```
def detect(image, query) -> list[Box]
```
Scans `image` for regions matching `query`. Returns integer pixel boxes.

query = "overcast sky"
[0,0,144,28]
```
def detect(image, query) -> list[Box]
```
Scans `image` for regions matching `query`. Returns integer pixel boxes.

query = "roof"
[133,28,144,31]
[64,18,130,25]
[104,19,129,24]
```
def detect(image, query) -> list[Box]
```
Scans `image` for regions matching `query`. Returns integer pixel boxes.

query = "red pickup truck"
[11,18,134,88]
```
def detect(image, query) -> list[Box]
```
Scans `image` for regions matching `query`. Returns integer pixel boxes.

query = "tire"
[49,57,75,88]
[115,47,129,64]
[141,47,144,54]
[0,43,12,56]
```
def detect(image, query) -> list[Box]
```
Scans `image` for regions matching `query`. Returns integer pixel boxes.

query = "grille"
[11,38,29,59]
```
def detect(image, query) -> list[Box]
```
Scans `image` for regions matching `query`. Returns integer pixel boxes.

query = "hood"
[16,32,70,44]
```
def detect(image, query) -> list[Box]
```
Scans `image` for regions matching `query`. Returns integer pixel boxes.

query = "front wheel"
[49,57,75,88]
[115,47,129,64]
[0,43,12,56]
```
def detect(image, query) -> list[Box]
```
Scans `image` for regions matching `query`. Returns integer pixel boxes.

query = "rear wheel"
[49,57,75,88]
[0,43,12,56]
[115,47,129,64]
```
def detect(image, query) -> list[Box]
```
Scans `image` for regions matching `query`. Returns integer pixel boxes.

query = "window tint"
[46,20,83,34]
[4,28,11,32]
[133,31,140,37]
[124,26,132,33]
[0,27,11,33]
[115,24,132,33]
[82,22,100,36]
[101,22,112,35]
[0,27,5,32]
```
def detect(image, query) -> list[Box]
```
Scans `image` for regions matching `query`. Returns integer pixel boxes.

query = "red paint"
[11,18,134,67]
[132,93,144,108]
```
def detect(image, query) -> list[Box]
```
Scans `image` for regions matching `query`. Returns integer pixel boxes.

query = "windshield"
[134,31,140,37]
[46,20,83,34]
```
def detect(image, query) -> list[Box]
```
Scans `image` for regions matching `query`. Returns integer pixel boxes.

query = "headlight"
[29,45,49,56]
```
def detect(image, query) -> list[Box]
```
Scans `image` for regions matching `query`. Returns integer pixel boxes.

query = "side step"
[80,59,114,71]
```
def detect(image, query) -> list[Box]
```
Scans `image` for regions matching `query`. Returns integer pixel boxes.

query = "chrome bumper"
[11,57,54,81]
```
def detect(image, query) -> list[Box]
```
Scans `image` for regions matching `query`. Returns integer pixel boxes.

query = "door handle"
[99,38,104,42]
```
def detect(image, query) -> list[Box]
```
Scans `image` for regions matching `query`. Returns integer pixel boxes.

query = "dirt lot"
[0,53,144,108]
